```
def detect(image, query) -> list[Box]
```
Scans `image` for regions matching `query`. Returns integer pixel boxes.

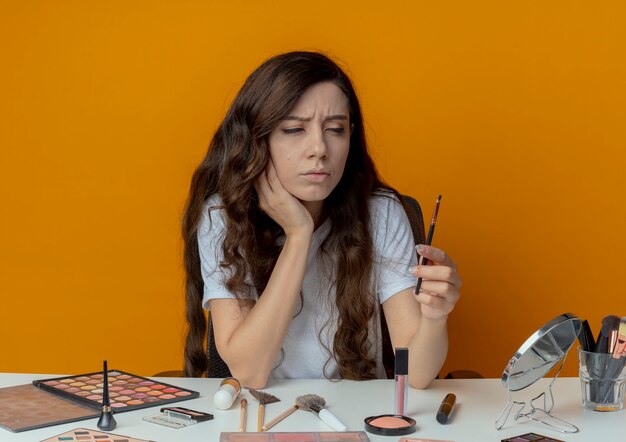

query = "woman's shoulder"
[370,188,404,215]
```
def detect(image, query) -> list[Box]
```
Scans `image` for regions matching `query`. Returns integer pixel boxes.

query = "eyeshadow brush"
[239,398,247,432]
[97,360,117,431]
[248,389,280,432]
[578,320,595,352]
[262,404,299,431]
[415,194,442,294]
[296,394,347,431]
[594,315,620,353]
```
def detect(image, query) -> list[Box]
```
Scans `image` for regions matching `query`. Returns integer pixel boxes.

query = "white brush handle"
[318,408,347,431]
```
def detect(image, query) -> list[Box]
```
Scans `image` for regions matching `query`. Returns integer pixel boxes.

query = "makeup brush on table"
[296,394,347,431]
[262,403,299,431]
[239,398,248,432]
[248,389,280,432]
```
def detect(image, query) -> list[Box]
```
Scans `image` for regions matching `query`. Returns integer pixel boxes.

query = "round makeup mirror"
[496,313,582,433]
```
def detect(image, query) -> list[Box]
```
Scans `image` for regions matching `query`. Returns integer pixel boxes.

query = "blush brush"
[248,389,280,432]
[296,394,347,431]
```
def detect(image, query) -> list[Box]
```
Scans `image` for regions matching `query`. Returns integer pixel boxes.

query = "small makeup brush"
[239,398,248,432]
[415,195,442,295]
[594,315,621,353]
[97,360,117,431]
[248,389,280,432]
[578,320,595,352]
[612,317,626,357]
[295,394,347,431]
[262,404,299,431]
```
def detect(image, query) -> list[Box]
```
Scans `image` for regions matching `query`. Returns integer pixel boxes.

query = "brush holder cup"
[578,348,626,412]
[495,313,582,434]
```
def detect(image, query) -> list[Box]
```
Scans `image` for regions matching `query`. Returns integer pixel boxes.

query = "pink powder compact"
[364,349,416,436]
[364,414,416,436]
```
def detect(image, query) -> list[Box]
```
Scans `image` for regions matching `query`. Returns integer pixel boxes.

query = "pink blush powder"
[368,416,410,428]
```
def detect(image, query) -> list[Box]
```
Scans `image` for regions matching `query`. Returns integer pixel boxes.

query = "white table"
[0,374,624,441]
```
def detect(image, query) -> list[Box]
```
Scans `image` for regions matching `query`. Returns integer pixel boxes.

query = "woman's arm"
[382,245,461,389]
[210,160,314,389]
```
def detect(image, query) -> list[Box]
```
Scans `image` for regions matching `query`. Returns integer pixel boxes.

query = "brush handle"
[262,405,298,431]
[239,399,247,432]
[318,408,347,431]
[257,403,265,432]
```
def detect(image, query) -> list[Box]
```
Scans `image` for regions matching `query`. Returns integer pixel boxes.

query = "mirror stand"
[495,354,579,433]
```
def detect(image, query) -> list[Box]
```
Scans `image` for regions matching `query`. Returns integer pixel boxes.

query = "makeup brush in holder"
[296,394,347,431]
[97,360,117,431]
[248,389,280,432]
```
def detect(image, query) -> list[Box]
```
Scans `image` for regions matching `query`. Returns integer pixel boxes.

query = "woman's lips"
[302,172,330,183]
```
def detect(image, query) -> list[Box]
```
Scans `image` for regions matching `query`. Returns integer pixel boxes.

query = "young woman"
[182,51,461,389]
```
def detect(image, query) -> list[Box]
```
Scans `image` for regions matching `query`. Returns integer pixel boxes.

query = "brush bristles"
[248,388,280,404]
[603,315,622,331]
[295,394,326,413]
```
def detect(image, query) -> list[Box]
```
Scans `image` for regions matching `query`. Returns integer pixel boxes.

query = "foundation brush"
[248,389,280,432]
[296,394,347,431]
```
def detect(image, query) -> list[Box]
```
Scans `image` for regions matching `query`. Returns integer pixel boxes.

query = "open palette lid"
[502,313,582,391]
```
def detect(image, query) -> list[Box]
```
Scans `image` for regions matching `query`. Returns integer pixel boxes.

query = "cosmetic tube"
[395,348,409,416]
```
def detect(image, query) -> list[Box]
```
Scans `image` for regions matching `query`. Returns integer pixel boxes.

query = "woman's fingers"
[416,245,455,269]
[412,265,462,289]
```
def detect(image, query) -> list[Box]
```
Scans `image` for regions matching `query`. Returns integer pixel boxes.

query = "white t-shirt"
[198,191,417,379]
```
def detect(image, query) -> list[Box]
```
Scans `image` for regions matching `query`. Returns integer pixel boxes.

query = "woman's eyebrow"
[282,114,348,122]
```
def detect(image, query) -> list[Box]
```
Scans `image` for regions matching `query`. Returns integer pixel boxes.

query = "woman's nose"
[307,129,327,158]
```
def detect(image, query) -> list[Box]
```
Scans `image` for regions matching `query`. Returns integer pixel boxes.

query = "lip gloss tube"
[395,348,409,416]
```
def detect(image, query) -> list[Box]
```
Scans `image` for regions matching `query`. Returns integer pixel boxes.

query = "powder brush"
[296,394,347,431]
[248,389,280,432]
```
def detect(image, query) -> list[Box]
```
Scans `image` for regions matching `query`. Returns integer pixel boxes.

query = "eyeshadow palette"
[40,427,154,442]
[33,369,199,413]
[0,384,99,432]
[219,432,370,442]
[501,433,564,442]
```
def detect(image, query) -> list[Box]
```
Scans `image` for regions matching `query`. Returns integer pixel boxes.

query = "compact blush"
[33,369,199,412]
[364,348,416,436]
[364,414,416,436]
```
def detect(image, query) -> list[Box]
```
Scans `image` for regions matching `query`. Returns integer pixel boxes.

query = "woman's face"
[268,81,351,209]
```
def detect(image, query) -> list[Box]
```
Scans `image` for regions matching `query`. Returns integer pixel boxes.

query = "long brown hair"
[183,51,394,379]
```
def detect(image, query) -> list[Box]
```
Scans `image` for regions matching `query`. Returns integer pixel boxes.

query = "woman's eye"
[282,127,304,134]
[326,127,345,134]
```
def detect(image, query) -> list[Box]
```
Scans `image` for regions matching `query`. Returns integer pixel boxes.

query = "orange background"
[1,1,624,379]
